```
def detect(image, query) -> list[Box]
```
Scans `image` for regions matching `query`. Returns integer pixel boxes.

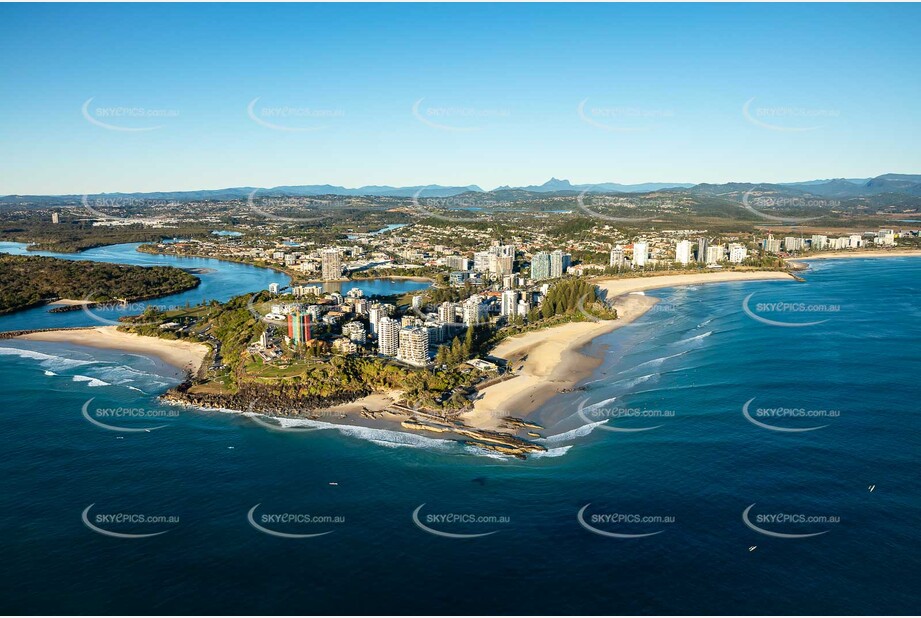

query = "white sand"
[462,294,658,429]
[787,249,921,262]
[18,326,209,373]
[47,299,93,306]
[465,270,799,430]
[595,270,797,297]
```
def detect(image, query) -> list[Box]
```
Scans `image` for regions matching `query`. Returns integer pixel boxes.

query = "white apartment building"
[706,245,725,264]
[343,321,367,345]
[438,301,457,324]
[728,243,748,264]
[675,240,692,265]
[501,290,519,317]
[321,248,342,281]
[397,326,429,367]
[517,300,531,317]
[549,250,570,278]
[633,241,649,267]
[610,245,625,268]
[463,296,486,326]
[377,317,400,356]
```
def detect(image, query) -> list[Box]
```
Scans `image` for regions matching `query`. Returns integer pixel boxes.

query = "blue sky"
[1,2,920,194]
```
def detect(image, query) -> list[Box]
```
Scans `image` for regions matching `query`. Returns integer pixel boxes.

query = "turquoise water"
[0,256,918,613]
[0,242,427,331]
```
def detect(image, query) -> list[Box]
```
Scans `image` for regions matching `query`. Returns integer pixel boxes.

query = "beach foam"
[539,420,609,444]
[674,330,712,345]
[531,445,573,458]
[72,375,111,388]
[0,346,97,371]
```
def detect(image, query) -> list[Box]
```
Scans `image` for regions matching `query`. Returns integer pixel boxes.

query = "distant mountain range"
[4,174,921,205]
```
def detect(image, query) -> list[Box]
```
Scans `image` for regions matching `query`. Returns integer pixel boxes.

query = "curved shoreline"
[786,249,921,262]
[466,270,800,429]
[14,326,209,374]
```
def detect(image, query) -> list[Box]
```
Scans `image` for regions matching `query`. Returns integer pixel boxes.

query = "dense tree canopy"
[0,254,200,314]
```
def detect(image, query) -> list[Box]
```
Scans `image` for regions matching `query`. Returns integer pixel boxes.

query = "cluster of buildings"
[762,229,899,253]
[252,267,560,367]
[608,237,749,269]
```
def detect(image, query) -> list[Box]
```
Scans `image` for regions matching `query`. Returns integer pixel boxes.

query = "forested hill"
[0,254,200,314]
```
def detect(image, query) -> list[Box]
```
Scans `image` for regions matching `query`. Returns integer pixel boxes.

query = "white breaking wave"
[674,330,713,345]
[531,445,573,458]
[43,370,57,376]
[72,375,111,388]
[91,364,167,389]
[580,396,618,413]
[610,373,658,390]
[539,420,609,444]
[248,414,458,452]
[629,351,688,371]
[0,346,97,371]
[462,444,513,460]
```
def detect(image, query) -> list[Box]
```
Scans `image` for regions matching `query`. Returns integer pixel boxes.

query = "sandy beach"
[47,299,93,307]
[787,249,921,262]
[17,326,209,373]
[595,269,797,297]
[462,294,659,429]
[465,269,799,430]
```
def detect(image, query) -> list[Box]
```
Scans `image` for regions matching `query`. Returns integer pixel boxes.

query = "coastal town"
[135,222,913,371]
[2,194,920,457]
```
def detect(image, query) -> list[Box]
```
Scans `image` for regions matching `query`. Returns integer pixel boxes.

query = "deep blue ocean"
[0,246,918,614]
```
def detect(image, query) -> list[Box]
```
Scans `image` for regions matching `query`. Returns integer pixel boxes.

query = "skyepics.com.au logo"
[82,397,179,433]
[574,290,617,324]
[577,98,674,132]
[412,98,510,132]
[246,97,345,132]
[410,190,494,223]
[742,97,840,133]
[742,503,839,539]
[576,190,670,223]
[81,98,179,132]
[576,397,676,433]
[742,398,840,433]
[740,189,828,224]
[246,189,346,223]
[412,504,509,539]
[82,504,178,539]
[247,504,343,539]
[742,293,840,328]
[81,194,177,225]
[74,289,164,328]
[577,504,675,539]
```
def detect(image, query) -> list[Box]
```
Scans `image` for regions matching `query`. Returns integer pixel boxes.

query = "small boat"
[329,482,338,486]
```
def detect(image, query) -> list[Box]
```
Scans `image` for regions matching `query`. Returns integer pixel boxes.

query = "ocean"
[0,248,918,614]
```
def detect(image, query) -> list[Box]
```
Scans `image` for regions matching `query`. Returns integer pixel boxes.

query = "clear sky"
[2,2,920,195]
